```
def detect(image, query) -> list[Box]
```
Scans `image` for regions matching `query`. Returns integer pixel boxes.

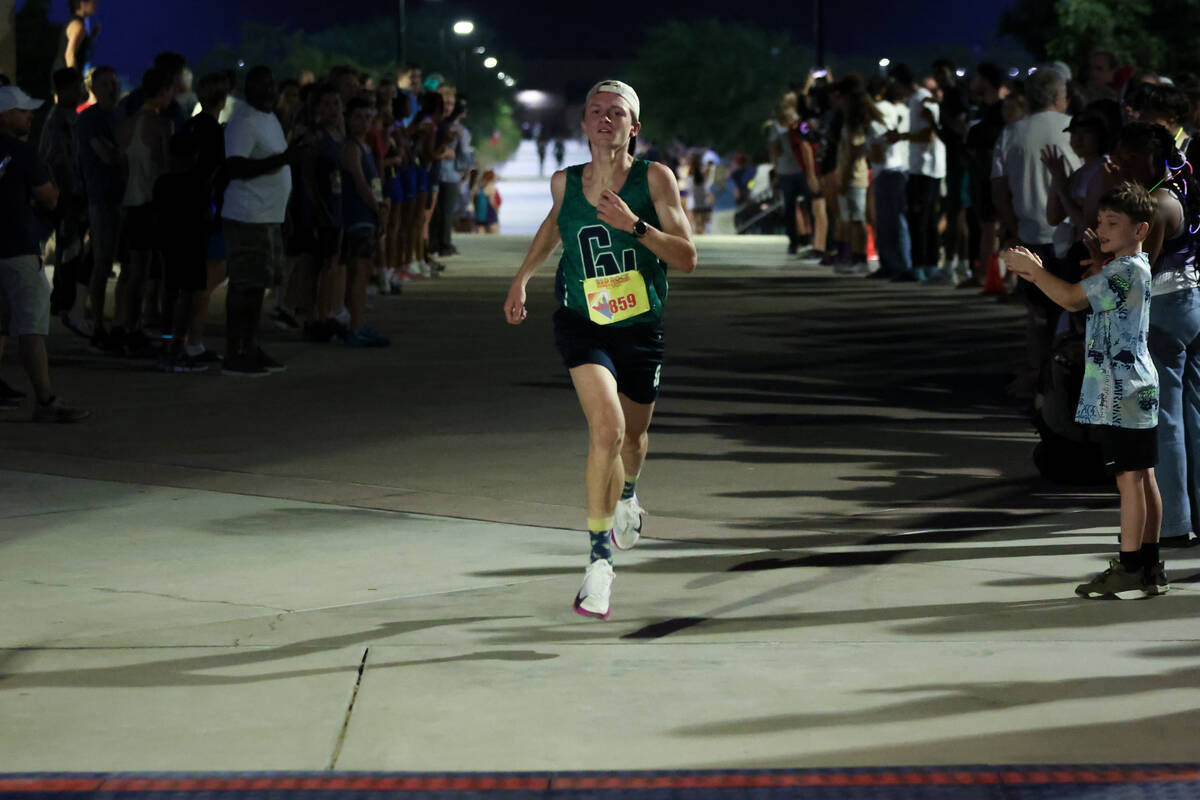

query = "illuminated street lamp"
[475,46,486,54]
[497,71,506,80]
[878,58,890,68]
[483,56,498,69]
[453,20,475,35]
[504,77,516,87]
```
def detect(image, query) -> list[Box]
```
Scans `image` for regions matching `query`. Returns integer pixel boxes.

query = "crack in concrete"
[21,580,293,612]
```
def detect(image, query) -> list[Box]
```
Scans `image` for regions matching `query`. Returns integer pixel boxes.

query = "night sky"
[26,0,1023,81]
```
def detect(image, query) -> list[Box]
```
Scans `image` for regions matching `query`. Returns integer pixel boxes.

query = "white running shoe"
[612,495,645,551]
[573,558,614,619]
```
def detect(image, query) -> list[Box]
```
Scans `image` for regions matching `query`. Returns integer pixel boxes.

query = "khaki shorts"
[0,255,52,336]
[224,220,284,292]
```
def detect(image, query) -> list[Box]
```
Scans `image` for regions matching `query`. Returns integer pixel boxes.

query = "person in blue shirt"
[1004,181,1164,599]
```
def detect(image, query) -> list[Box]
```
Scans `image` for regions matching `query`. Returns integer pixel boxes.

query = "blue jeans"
[1148,286,1200,538]
[873,170,911,275]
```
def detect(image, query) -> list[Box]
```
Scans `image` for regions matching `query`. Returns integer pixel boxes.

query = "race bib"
[584,270,650,325]
[371,177,384,204]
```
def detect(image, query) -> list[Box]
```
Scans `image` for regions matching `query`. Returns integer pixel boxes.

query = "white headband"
[586,80,640,121]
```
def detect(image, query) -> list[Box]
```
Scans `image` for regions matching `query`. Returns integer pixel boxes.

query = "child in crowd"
[1004,181,1165,599]
[473,169,499,234]
[152,131,213,372]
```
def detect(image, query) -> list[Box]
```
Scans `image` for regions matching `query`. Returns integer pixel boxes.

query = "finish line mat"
[3,767,1200,798]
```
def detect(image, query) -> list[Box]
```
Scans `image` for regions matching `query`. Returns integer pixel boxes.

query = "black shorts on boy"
[552,306,664,405]
[1091,424,1158,476]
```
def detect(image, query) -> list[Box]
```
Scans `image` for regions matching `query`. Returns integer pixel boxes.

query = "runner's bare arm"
[602,161,696,273]
[504,170,567,324]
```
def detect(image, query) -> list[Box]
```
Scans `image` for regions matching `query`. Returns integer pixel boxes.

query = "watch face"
[634,220,647,236]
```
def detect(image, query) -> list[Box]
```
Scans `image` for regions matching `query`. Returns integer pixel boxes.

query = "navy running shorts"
[553,306,665,405]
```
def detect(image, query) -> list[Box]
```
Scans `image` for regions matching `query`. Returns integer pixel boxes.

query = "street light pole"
[396,0,406,65]
[814,0,825,69]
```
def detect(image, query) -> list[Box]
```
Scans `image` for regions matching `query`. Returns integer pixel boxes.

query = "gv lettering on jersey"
[578,224,636,279]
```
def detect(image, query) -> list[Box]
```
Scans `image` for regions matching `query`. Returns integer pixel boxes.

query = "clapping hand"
[1001,245,1043,282]
[1041,144,1068,186]
[1080,228,1106,276]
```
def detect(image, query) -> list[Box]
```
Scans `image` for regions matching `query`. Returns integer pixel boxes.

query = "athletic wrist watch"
[632,219,648,238]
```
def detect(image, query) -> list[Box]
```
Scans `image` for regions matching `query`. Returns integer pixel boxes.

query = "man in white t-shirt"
[868,83,912,279]
[220,65,301,377]
[991,67,1078,374]
[903,75,947,280]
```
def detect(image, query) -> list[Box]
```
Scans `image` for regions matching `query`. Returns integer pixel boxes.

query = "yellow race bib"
[584,271,650,325]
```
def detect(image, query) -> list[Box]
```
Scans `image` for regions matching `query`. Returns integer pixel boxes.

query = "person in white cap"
[0,86,90,421]
[503,80,697,619]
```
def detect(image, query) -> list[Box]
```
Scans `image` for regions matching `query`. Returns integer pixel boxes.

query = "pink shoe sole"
[573,593,611,620]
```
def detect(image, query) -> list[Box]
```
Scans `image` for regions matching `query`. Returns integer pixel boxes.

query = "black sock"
[1140,542,1160,567]
[1119,550,1142,572]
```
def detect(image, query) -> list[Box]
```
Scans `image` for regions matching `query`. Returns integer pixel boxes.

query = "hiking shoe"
[270,307,300,331]
[1075,558,1147,599]
[612,496,644,551]
[221,354,269,377]
[573,558,614,620]
[32,396,90,423]
[256,348,286,373]
[1143,561,1170,596]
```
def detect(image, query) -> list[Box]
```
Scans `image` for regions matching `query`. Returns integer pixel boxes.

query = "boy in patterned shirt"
[1004,181,1164,599]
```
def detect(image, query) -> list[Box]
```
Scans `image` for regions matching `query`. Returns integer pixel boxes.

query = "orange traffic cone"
[982,253,1006,295]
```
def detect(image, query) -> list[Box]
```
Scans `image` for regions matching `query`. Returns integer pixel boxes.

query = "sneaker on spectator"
[344,329,381,348]
[221,353,269,377]
[271,307,300,331]
[921,268,953,285]
[256,348,286,373]
[1075,558,1145,599]
[439,244,460,257]
[157,354,209,373]
[359,326,391,347]
[834,262,869,276]
[1143,561,1169,596]
[32,396,91,423]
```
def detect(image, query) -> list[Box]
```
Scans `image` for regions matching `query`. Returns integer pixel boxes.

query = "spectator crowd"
[1,13,482,423]
[756,53,1200,569]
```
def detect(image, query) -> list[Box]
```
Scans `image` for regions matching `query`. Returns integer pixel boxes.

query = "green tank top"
[554,158,668,326]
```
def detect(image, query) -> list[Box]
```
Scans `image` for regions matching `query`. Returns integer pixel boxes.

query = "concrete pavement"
[1,235,1197,771]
